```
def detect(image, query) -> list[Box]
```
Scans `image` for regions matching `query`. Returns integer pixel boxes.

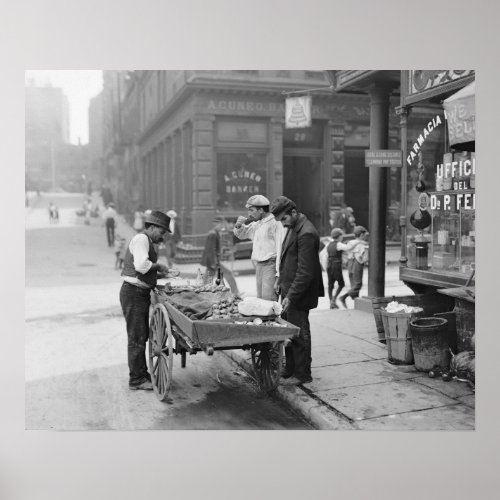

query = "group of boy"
[324,225,369,309]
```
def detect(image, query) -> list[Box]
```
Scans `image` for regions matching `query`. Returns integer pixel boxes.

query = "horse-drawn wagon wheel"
[250,341,283,393]
[148,303,174,401]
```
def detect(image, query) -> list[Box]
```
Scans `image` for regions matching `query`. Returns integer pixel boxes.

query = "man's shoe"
[129,380,153,391]
[282,376,312,386]
[339,295,348,309]
[298,376,313,384]
[280,368,293,379]
[330,300,339,309]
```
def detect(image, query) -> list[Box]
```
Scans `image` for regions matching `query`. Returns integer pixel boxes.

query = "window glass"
[216,153,267,212]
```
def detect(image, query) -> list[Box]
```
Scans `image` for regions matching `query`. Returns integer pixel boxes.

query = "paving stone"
[356,403,475,430]
[412,375,474,399]
[457,394,475,408]
[309,359,418,392]
[315,379,460,421]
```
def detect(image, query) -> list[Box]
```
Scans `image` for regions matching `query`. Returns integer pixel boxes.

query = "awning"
[443,81,475,151]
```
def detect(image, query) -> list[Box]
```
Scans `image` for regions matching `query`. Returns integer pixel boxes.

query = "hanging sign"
[443,81,475,147]
[365,150,402,167]
[285,96,312,129]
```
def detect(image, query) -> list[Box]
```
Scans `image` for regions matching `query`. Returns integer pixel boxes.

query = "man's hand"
[281,297,290,314]
[234,216,247,229]
[157,263,168,274]
[274,277,280,295]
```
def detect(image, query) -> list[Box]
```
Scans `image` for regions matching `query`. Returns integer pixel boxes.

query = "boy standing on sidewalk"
[325,228,345,309]
[337,225,368,308]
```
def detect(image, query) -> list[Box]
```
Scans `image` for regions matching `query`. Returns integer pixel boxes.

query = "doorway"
[283,155,323,231]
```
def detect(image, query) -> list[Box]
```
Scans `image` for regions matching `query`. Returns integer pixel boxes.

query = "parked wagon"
[148,286,299,401]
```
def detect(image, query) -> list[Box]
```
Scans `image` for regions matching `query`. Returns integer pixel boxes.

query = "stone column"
[328,122,346,210]
[191,115,215,233]
[270,117,284,199]
[367,84,394,298]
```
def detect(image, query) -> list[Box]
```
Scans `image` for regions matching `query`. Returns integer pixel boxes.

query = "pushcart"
[148,287,299,401]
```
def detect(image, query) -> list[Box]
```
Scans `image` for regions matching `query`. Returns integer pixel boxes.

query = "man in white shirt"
[233,194,286,301]
[120,210,171,391]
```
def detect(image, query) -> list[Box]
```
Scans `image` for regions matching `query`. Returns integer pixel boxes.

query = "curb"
[223,350,357,430]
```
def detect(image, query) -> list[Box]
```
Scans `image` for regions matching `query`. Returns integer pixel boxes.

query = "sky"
[25,70,103,145]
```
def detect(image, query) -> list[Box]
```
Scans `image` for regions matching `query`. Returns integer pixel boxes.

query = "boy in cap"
[337,225,368,308]
[233,194,286,301]
[119,210,172,391]
[270,196,324,385]
[325,228,345,309]
[201,216,240,295]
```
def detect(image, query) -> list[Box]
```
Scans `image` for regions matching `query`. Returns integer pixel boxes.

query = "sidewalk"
[226,309,475,430]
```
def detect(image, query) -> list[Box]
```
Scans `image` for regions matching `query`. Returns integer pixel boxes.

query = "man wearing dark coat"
[271,196,324,385]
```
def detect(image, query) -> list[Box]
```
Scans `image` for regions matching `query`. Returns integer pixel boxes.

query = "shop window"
[216,152,267,212]
[429,151,475,276]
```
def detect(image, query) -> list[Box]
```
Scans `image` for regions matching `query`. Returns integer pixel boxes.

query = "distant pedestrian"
[200,216,240,295]
[337,225,369,308]
[325,228,345,309]
[133,205,145,233]
[83,198,92,225]
[335,205,356,234]
[165,210,182,267]
[48,202,56,223]
[114,235,127,269]
[233,194,285,301]
[102,202,117,247]
[270,196,324,385]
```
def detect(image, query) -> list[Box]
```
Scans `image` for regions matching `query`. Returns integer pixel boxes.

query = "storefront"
[398,70,475,292]
[398,70,475,354]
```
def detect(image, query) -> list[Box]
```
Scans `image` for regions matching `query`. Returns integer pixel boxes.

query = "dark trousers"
[119,282,152,387]
[345,259,364,298]
[327,262,345,301]
[106,219,115,246]
[281,305,311,380]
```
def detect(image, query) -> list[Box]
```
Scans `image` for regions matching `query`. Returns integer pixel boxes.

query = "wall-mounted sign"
[409,70,474,95]
[430,192,475,211]
[285,96,312,129]
[365,150,402,167]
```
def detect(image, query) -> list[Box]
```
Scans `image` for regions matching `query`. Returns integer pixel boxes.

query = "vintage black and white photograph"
[25,69,476,431]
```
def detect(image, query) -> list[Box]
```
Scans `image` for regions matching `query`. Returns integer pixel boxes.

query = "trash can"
[409,317,450,372]
[381,310,422,365]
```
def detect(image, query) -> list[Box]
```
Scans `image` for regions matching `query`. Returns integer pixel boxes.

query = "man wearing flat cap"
[271,196,324,385]
[119,210,173,391]
[233,194,286,301]
[336,225,368,309]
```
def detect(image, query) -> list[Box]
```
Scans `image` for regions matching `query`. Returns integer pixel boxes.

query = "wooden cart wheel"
[148,303,174,401]
[250,341,283,393]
